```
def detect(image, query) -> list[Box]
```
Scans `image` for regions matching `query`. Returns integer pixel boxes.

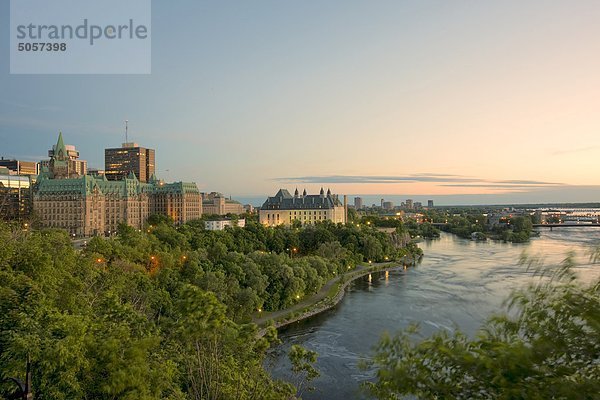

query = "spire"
[294,187,299,197]
[320,187,325,197]
[327,188,331,196]
[55,131,66,157]
[302,188,307,197]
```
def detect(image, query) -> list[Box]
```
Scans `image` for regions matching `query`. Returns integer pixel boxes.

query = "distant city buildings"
[105,142,155,183]
[405,199,414,209]
[382,201,394,210]
[259,188,347,226]
[354,196,363,210]
[204,218,246,231]
[31,133,201,236]
[87,168,105,177]
[414,201,422,209]
[202,192,244,215]
[428,200,434,208]
[0,157,38,176]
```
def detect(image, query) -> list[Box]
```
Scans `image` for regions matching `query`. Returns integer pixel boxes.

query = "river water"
[268,229,600,399]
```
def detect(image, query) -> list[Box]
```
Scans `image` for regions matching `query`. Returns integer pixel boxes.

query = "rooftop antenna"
[125,120,129,143]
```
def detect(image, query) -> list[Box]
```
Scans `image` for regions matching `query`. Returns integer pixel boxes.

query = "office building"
[259,188,347,226]
[428,200,434,208]
[87,168,105,177]
[0,158,38,176]
[0,167,32,221]
[405,199,414,209]
[105,142,155,183]
[382,201,394,210]
[354,196,363,210]
[202,192,244,215]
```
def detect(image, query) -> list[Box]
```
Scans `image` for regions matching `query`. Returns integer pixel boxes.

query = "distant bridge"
[430,222,600,230]
[533,223,600,229]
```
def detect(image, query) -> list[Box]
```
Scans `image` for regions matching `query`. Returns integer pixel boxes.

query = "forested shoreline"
[0,217,420,399]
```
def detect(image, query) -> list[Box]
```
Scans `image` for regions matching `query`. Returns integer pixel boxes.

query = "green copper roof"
[34,175,200,198]
[55,132,66,157]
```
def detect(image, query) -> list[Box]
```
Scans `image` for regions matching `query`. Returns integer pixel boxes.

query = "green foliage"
[0,223,292,399]
[288,345,320,397]
[365,253,600,399]
[0,216,419,399]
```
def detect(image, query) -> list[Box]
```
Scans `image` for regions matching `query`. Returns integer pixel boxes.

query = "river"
[268,229,600,399]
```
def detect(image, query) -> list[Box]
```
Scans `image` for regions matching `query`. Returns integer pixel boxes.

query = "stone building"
[34,173,202,236]
[202,192,244,215]
[259,188,347,226]
[39,132,87,179]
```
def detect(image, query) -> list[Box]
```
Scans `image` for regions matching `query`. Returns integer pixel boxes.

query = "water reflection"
[269,230,600,399]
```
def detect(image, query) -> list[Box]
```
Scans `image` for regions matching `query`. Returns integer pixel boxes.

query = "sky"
[1,1,600,205]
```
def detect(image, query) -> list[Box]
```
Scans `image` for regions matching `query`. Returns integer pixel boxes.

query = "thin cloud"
[274,174,562,187]
[552,145,600,156]
[440,184,559,189]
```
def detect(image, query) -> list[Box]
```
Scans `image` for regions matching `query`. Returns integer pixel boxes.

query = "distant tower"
[344,195,348,224]
[105,122,155,182]
[354,197,363,210]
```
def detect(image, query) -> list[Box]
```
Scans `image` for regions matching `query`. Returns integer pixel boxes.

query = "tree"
[289,345,320,398]
[365,253,600,399]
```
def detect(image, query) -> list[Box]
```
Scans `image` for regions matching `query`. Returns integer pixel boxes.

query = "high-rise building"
[382,201,394,210]
[354,196,363,210]
[428,200,434,208]
[40,132,87,179]
[105,142,155,183]
[405,199,414,209]
[0,157,39,175]
[259,188,347,226]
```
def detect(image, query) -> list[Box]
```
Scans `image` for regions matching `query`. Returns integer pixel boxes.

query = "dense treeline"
[415,210,535,242]
[0,218,419,399]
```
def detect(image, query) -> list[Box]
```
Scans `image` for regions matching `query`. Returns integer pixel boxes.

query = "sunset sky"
[1,1,599,204]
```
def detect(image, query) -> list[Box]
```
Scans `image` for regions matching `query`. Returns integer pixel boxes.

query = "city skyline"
[2,1,600,203]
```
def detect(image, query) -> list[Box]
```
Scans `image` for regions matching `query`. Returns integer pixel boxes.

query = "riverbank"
[268,229,600,400]
[254,256,418,337]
